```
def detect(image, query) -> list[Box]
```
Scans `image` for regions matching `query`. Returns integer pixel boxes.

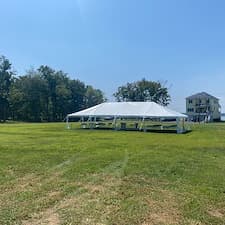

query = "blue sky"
[1,0,225,112]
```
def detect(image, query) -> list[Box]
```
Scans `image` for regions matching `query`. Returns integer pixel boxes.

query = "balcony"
[195,103,210,107]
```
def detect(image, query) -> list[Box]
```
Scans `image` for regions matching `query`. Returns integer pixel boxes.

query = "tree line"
[0,56,106,122]
[0,54,170,122]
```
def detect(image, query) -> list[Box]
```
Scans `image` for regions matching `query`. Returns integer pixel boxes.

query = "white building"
[186,92,221,122]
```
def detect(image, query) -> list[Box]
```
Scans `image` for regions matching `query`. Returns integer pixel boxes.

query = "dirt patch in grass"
[0,173,40,193]
[142,190,182,225]
[207,208,224,218]
[48,191,62,198]
[185,219,204,225]
[22,208,60,225]
[0,173,40,209]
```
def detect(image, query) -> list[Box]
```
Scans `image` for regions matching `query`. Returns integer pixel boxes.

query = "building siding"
[186,92,221,122]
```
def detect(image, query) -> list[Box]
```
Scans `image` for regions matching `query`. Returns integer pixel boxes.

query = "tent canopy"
[67,102,187,119]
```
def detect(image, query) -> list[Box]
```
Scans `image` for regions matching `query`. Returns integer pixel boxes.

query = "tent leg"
[66,116,70,129]
[113,116,117,130]
[143,117,146,132]
[182,118,185,132]
[94,116,96,128]
[140,117,146,131]
[176,118,183,134]
[89,116,93,129]
[87,116,90,129]
[81,116,84,128]
[139,118,143,131]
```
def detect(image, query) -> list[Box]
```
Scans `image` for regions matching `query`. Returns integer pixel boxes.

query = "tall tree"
[0,56,14,121]
[54,70,71,121]
[9,71,48,122]
[68,79,86,113]
[38,65,56,121]
[114,78,170,106]
[85,85,106,108]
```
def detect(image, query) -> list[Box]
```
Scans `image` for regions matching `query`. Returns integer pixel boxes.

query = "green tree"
[0,56,14,121]
[113,78,170,106]
[85,85,106,108]
[54,71,71,121]
[38,65,56,121]
[68,79,86,113]
[38,66,75,121]
[9,71,48,122]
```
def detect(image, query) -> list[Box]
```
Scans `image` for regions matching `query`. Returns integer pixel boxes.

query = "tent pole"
[143,117,146,132]
[66,116,70,129]
[113,116,117,130]
[89,116,93,129]
[139,117,143,130]
[81,116,84,129]
[182,118,185,132]
[140,117,145,131]
[176,118,182,134]
[88,116,91,129]
[94,116,96,129]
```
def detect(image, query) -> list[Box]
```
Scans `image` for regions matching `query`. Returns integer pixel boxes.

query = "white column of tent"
[140,116,145,131]
[94,116,97,129]
[81,116,84,128]
[143,117,146,131]
[90,116,94,129]
[182,118,185,132]
[66,116,70,129]
[176,117,182,134]
[176,118,179,133]
[88,116,91,129]
[186,118,191,131]
[86,116,89,128]
[91,116,94,129]
[113,116,117,130]
[139,116,143,130]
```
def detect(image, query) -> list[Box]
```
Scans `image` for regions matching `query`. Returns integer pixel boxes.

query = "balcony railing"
[195,103,210,107]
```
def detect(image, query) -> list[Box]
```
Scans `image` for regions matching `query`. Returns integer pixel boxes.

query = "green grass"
[0,123,225,225]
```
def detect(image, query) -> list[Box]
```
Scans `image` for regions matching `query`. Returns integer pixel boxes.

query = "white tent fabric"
[67,102,187,119]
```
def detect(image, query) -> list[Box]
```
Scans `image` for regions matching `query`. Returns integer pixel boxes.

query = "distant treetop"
[113,78,171,106]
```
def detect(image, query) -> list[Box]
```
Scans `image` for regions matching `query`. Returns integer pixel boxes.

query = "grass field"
[0,123,225,225]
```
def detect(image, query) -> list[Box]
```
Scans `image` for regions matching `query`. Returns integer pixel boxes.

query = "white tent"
[67,102,188,133]
[68,102,186,118]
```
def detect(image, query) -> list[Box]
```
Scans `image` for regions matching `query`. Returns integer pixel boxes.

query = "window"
[188,108,194,112]
[188,99,192,104]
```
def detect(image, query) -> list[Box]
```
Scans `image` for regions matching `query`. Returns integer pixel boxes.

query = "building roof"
[67,102,187,118]
[186,92,219,100]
